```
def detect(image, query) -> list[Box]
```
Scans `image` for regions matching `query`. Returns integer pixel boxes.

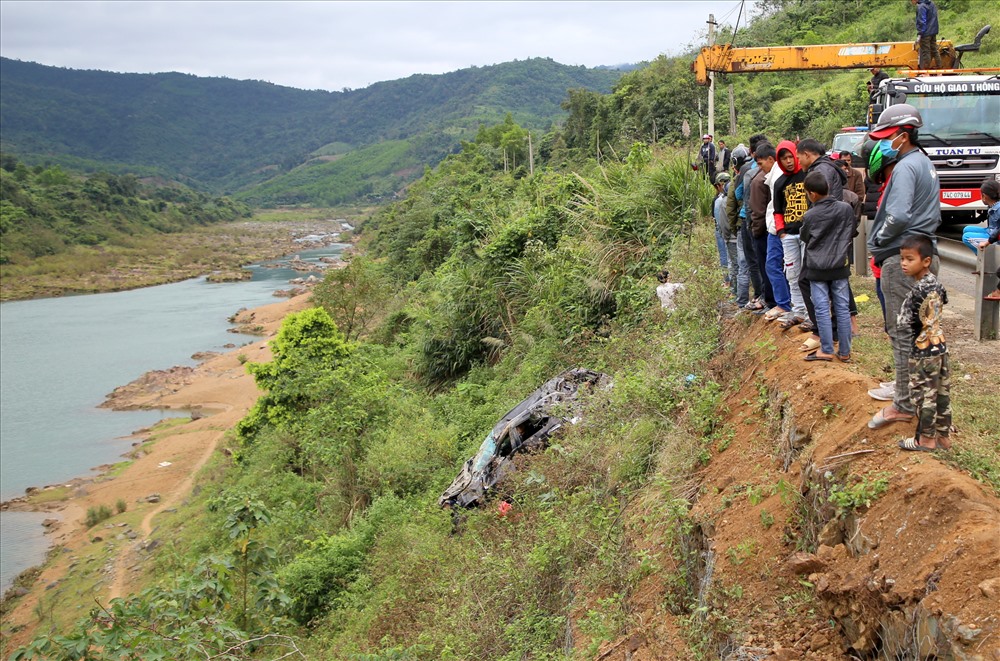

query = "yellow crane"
[692,25,993,86]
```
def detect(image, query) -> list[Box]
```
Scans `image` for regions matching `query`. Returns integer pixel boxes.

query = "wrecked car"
[439,368,611,509]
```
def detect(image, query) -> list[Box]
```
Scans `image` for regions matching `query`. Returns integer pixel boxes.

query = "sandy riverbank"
[0,293,315,650]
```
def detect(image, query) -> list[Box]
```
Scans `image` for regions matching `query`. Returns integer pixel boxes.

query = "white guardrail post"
[937,238,999,342]
[974,244,999,341]
[854,216,869,277]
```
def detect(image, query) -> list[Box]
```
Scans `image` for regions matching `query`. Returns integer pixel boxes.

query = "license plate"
[942,191,972,199]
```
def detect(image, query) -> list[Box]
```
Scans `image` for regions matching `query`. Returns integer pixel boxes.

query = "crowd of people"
[705,102,998,453]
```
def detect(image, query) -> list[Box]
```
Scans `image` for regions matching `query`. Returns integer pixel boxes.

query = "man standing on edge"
[912,0,941,69]
[865,104,942,430]
[717,140,731,174]
[700,134,717,184]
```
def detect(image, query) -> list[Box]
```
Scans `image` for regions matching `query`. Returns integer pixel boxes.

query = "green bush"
[84,504,113,528]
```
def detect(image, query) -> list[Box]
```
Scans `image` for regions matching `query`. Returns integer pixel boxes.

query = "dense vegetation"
[0,153,249,266]
[0,57,622,202]
[14,112,726,657]
[8,1,1000,657]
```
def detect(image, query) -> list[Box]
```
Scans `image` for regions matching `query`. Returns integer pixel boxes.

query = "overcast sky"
[1,1,760,92]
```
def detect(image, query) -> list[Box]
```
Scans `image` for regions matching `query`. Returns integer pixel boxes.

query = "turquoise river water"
[0,244,346,593]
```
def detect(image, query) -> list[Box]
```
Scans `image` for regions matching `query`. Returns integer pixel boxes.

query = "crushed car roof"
[439,368,611,509]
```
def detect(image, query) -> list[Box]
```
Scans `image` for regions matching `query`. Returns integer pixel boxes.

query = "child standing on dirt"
[799,171,854,363]
[896,234,951,452]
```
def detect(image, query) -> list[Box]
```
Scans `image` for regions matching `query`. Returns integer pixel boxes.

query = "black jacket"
[863,175,881,218]
[807,156,846,205]
[800,197,854,281]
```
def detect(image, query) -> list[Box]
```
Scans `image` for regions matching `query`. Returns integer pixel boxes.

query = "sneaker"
[879,381,894,389]
[868,384,895,401]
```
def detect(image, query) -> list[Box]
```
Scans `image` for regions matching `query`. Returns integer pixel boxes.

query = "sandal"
[764,307,787,322]
[778,316,804,330]
[798,336,821,352]
[899,437,935,452]
[799,321,816,333]
[804,352,832,362]
[868,406,914,429]
[836,353,852,363]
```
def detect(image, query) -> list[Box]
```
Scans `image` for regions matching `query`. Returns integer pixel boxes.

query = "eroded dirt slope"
[605,316,999,660]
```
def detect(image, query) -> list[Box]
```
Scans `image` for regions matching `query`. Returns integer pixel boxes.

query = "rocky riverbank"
[0,216,359,302]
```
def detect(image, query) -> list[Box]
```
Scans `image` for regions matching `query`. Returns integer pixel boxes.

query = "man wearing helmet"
[865,104,942,430]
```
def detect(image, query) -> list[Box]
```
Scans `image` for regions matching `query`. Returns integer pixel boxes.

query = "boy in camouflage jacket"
[896,234,951,451]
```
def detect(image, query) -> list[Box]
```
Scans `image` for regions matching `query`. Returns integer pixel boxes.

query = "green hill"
[0,57,622,202]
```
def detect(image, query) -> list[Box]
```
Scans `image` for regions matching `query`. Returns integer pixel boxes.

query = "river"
[0,243,347,593]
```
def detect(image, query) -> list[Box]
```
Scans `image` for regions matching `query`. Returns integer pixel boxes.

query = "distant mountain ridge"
[0,57,624,202]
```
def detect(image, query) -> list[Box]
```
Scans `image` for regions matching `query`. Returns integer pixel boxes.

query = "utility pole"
[527,132,534,175]
[728,84,737,137]
[707,13,717,138]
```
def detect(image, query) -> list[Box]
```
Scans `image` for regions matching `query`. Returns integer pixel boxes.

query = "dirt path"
[106,405,235,602]
[1,294,314,651]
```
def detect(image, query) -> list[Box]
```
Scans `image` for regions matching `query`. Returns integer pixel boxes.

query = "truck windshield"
[908,92,1000,145]
[832,132,867,156]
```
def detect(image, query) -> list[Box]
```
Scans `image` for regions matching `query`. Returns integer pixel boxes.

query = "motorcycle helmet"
[869,103,923,139]
[862,138,898,185]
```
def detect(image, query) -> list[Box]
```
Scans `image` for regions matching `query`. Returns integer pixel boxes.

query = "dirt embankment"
[602,313,1000,660]
[0,294,315,651]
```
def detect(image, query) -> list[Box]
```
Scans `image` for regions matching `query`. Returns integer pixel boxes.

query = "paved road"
[937,250,978,317]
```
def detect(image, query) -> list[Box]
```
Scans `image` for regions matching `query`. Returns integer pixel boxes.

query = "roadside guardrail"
[938,237,999,341]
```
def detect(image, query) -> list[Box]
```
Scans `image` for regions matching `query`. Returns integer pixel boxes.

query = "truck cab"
[831,126,870,160]
[871,74,1000,224]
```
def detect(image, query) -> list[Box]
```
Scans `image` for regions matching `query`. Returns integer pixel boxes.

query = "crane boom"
[693,40,959,85]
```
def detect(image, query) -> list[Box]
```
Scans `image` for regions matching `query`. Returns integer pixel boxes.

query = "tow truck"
[693,25,999,223]
[870,72,1000,223]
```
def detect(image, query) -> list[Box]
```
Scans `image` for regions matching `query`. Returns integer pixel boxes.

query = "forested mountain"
[0,57,623,201]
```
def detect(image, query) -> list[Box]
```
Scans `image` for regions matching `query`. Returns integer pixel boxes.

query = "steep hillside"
[0,57,622,198]
[5,125,998,658]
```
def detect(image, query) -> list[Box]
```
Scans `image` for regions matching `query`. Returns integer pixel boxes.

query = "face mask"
[877,133,904,158]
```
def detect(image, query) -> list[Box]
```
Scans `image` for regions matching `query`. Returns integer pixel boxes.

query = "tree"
[313,256,391,341]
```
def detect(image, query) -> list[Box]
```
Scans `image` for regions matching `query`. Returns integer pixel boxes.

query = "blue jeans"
[962,226,991,252]
[765,233,790,311]
[753,231,776,309]
[715,229,729,269]
[811,278,852,357]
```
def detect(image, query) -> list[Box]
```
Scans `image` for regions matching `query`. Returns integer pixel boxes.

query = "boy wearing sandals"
[799,171,853,363]
[897,234,951,451]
